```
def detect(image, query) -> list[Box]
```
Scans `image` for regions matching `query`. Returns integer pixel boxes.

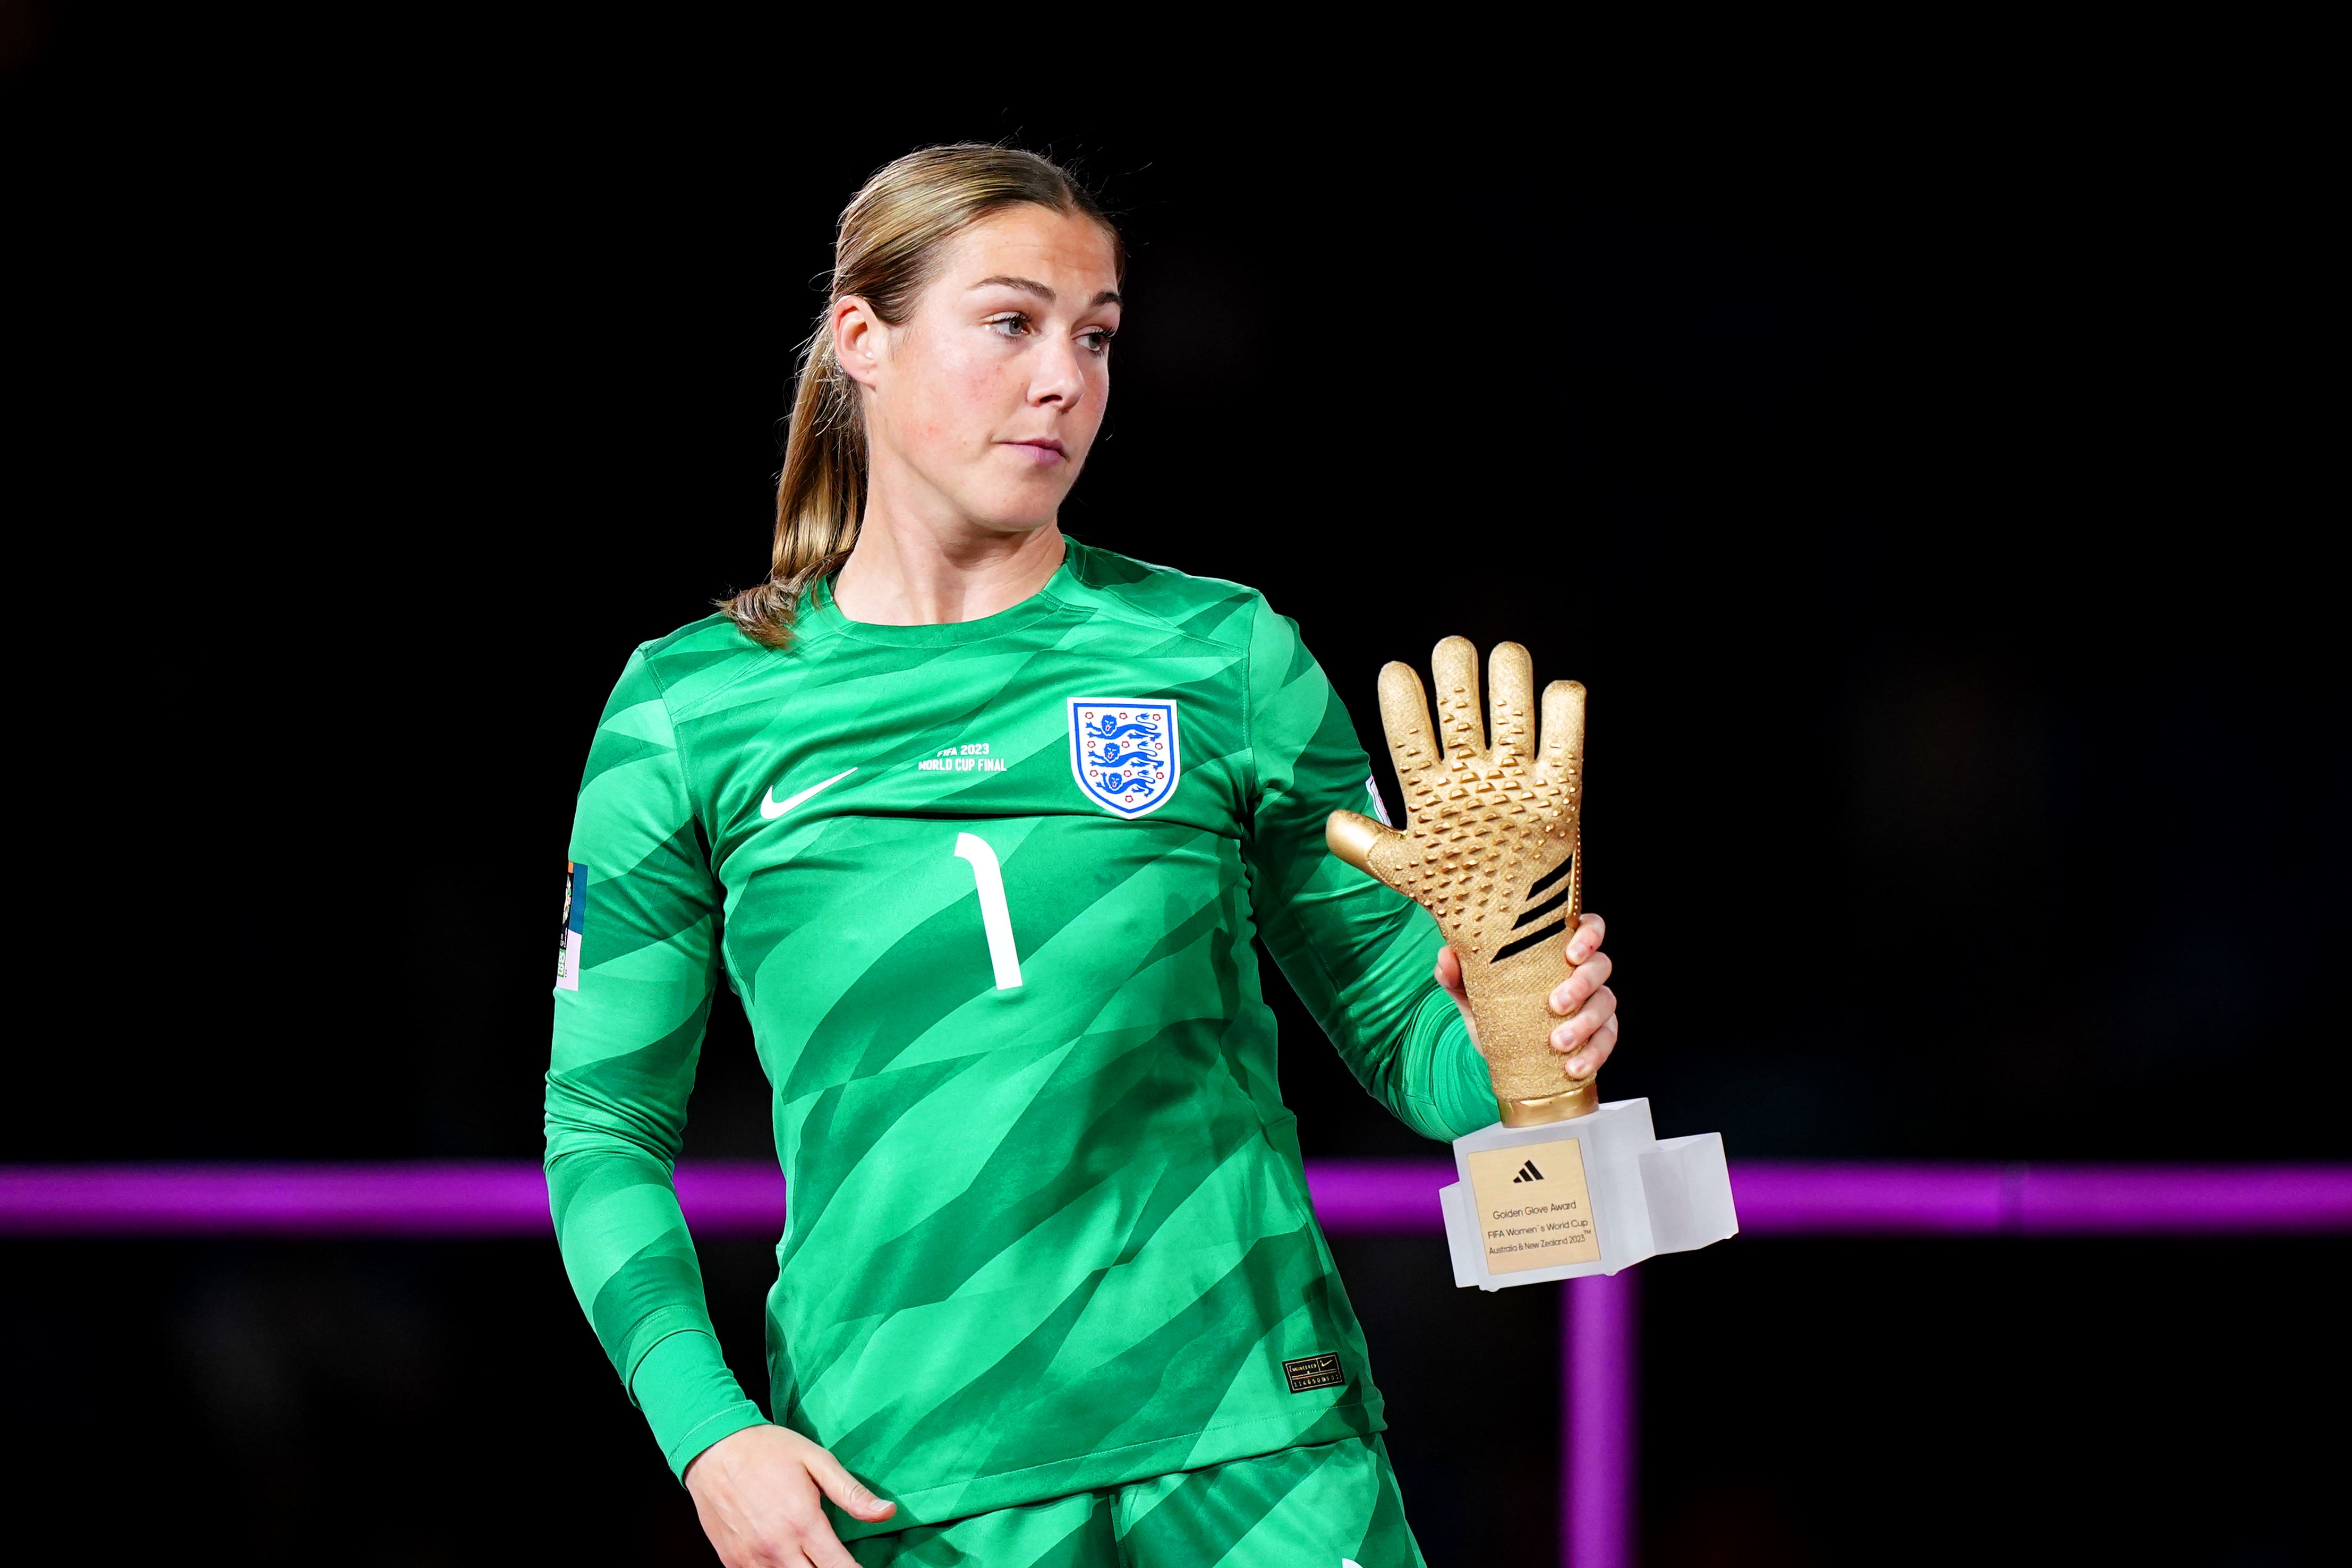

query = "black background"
[7,8,2345,1564]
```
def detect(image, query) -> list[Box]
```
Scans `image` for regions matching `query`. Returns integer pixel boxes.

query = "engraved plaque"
[1463,1135,1602,1273]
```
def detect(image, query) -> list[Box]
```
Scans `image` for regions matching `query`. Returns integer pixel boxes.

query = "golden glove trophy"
[1328,638,1738,1290]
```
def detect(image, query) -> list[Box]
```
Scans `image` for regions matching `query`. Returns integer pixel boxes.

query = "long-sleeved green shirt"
[546,539,1492,1537]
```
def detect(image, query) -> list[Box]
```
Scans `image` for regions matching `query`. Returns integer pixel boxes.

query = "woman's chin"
[957,485,1075,535]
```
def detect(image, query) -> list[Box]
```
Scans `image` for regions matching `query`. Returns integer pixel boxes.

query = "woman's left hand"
[1435,911,1618,1079]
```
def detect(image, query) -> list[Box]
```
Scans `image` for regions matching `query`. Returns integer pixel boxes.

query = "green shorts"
[848,1435,1425,1568]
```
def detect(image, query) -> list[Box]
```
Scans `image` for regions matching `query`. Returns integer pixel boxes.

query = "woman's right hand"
[684,1424,897,1567]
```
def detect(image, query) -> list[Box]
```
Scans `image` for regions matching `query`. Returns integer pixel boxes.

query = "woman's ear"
[833,296,886,389]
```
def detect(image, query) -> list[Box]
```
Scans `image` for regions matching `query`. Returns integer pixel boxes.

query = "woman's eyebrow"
[969,275,1123,308]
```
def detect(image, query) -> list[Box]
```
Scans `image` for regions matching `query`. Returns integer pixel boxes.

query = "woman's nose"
[1029,340,1086,407]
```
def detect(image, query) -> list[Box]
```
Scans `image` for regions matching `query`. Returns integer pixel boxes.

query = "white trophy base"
[1439,1098,1737,1291]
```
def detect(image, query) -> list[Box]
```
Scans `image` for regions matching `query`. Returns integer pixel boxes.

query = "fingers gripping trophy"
[1327,638,1739,1290]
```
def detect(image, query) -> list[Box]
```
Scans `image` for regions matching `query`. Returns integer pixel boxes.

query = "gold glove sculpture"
[1326,637,1594,1127]
[1330,637,1737,1288]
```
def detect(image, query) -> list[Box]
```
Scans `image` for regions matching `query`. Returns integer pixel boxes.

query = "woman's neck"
[831,506,1067,628]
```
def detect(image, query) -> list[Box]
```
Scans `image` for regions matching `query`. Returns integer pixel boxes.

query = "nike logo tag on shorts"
[761,766,857,820]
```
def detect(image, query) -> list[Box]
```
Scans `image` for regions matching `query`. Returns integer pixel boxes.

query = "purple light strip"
[0,1162,796,1239]
[1567,1271,1639,1568]
[10,1159,2346,1236]
[2009,1164,2352,1233]
[1300,1158,1457,1231]
[4,1157,2347,1568]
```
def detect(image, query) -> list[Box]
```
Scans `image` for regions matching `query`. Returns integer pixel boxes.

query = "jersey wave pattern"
[546,539,1495,1535]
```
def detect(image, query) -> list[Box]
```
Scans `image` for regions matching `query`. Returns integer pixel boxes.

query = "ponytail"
[722,319,862,646]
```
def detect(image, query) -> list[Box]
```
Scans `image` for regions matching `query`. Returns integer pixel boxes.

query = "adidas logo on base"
[1510,1159,1545,1184]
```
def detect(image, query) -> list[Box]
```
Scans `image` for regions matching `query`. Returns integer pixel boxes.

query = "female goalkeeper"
[546,143,1620,1568]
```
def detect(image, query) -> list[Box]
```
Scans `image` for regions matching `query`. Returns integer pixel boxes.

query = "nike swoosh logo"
[761,766,857,820]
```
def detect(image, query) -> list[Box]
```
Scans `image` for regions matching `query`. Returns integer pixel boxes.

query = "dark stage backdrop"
[10,18,2344,1566]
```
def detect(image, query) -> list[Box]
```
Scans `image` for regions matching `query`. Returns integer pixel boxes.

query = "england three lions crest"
[1069,698,1182,817]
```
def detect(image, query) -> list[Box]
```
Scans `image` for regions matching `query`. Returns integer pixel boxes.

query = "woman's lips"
[1005,439,1067,466]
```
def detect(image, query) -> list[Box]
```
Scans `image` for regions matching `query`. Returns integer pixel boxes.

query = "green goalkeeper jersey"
[546,538,1496,1536]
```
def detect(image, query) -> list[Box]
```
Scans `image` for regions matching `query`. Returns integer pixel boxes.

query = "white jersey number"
[952,832,1024,991]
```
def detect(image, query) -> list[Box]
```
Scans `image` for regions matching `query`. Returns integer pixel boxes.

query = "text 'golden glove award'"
[1327,638,1739,1290]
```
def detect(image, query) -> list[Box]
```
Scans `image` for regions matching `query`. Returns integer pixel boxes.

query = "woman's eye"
[1080,329,1116,355]
[985,313,1030,338]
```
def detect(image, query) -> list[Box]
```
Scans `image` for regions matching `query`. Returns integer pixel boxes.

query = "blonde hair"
[722,144,1122,649]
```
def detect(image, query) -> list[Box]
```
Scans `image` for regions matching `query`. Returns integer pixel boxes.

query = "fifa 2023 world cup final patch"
[556,862,586,991]
[1283,1352,1345,1393]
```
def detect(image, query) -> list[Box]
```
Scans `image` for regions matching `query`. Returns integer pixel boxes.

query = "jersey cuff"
[1403,987,1502,1142]
[630,1328,766,1480]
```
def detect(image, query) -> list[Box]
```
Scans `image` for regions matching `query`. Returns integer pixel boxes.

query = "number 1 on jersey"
[952,832,1024,990]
